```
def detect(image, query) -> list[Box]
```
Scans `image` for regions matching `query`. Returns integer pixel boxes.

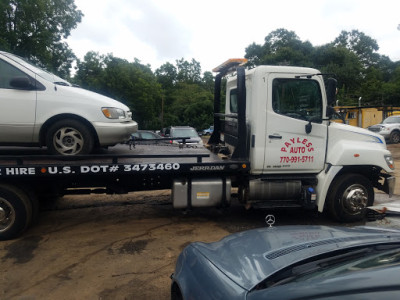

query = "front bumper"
[94,120,138,146]
[379,132,390,139]
[384,175,396,197]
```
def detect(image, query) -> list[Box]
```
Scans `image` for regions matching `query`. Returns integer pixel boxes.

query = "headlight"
[102,107,126,119]
[385,154,395,170]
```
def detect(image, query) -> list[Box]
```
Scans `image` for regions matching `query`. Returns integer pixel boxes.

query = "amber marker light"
[385,155,395,170]
[242,164,247,169]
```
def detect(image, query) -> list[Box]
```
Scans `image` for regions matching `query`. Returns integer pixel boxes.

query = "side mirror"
[9,76,34,90]
[326,78,337,106]
[326,106,336,118]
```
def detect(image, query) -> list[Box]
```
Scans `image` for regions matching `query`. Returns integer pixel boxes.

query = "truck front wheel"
[0,184,33,240]
[327,174,374,222]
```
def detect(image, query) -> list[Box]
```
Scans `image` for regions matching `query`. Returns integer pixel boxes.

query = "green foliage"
[73,53,163,129]
[154,59,214,130]
[245,28,314,67]
[333,30,380,68]
[245,28,400,107]
[168,82,213,129]
[381,66,400,105]
[313,45,363,104]
[0,0,83,77]
[176,58,202,83]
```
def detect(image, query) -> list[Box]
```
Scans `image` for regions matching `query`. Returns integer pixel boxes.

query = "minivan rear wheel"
[46,119,94,155]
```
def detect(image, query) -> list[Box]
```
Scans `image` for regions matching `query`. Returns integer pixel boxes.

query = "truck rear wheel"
[0,184,33,240]
[46,119,94,155]
[327,173,374,222]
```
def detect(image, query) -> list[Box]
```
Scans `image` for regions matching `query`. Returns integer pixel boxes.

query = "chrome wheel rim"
[53,127,84,155]
[341,184,368,215]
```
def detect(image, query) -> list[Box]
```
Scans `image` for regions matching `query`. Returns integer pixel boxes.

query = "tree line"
[1,1,400,131]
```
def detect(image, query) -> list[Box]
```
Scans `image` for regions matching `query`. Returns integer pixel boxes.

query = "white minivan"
[0,51,138,155]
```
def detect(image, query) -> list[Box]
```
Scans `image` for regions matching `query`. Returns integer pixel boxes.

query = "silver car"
[0,51,138,155]
[167,126,203,146]
[368,116,400,143]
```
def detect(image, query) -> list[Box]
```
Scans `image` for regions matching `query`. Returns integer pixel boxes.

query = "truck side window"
[0,59,29,89]
[230,89,238,113]
[272,78,322,122]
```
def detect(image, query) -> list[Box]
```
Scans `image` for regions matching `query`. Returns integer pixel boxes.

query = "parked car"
[166,126,203,146]
[132,130,162,140]
[200,125,214,136]
[171,225,400,300]
[368,116,400,143]
[131,130,162,144]
[0,51,138,155]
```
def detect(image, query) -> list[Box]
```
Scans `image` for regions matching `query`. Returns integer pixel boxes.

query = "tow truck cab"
[208,59,395,222]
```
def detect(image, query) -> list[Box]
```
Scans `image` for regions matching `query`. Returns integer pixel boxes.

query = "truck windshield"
[2,52,70,86]
[272,78,322,122]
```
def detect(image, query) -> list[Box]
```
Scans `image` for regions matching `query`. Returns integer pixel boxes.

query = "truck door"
[0,58,36,143]
[264,75,327,173]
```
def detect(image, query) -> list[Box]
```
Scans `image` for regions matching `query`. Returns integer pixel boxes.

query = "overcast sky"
[68,0,400,73]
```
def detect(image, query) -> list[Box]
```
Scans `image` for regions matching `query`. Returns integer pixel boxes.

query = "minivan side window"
[272,78,322,122]
[0,59,29,89]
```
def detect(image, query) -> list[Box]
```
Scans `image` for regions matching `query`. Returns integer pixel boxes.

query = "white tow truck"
[0,59,395,240]
[208,59,395,221]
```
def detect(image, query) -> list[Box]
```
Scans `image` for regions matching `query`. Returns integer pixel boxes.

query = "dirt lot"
[1,144,399,300]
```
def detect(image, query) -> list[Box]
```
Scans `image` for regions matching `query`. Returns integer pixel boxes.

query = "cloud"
[69,0,192,69]
[121,1,191,60]
[69,0,400,72]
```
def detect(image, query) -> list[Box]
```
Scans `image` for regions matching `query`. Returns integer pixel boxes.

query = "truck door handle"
[269,134,282,139]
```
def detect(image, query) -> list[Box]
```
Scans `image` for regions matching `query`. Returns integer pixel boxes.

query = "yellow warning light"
[242,164,247,169]
[212,58,248,74]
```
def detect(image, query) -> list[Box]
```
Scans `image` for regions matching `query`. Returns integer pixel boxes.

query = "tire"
[326,173,374,222]
[46,119,94,155]
[389,131,400,144]
[0,184,33,240]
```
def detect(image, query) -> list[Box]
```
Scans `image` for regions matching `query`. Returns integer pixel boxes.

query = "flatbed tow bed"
[0,143,249,239]
[0,143,249,191]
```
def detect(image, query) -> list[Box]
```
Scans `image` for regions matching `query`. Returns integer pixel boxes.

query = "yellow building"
[331,106,400,128]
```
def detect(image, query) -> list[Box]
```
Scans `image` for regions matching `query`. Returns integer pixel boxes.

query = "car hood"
[191,225,400,291]
[368,124,383,128]
[56,85,130,110]
[368,123,389,129]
